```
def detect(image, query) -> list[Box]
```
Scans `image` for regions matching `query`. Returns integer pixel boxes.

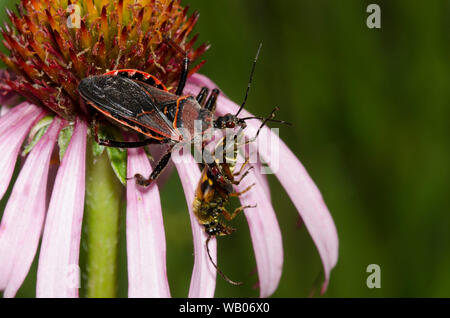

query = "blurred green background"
[1,0,450,297]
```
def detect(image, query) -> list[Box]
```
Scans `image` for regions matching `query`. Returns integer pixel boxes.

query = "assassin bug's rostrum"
[78,43,282,187]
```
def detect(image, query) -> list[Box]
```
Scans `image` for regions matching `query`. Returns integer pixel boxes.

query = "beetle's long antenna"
[235,43,263,117]
[206,236,243,286]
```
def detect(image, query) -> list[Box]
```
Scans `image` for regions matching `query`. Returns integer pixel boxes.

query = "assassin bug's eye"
[226,122,236,128]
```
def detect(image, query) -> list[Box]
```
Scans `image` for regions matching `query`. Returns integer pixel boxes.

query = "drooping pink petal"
[235,167,283,298]
[36,118,87,298]
[0,102,45,201]
[127,144,171,298]
[186,74,339,291]
[172,150,217,298]
[0,118,62,297]
[252,159,271,201]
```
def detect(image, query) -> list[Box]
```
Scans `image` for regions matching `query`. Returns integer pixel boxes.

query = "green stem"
[85,145,122,298]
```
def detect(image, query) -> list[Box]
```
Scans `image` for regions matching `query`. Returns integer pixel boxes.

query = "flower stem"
[85,145,122,298]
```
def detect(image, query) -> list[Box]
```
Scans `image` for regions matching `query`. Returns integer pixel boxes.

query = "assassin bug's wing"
[79,75,179,140]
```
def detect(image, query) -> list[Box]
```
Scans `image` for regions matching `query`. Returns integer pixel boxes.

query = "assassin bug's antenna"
[252,107,279,140]
[240,115,292,127]
[206,236,243,286]
[235,43,263,117]
[235,107,292,143]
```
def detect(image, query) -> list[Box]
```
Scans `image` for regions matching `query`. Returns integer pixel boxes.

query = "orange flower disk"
[0,0,208,120]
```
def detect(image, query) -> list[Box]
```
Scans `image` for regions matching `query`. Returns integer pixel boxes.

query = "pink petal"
[186,74,339,291]
[0,102,45,201]
[253,159,271,200]
[0,118,62,297]
[235,167,283,298]
[36,118,87,298]
[172,150,217,298]
[126,144,171,297]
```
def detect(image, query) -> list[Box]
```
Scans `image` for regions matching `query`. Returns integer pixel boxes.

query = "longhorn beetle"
[78,43,281,187]
[194,107,283,285]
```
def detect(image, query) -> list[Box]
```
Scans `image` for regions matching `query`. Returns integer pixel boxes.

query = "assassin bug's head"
[213,113,247,130]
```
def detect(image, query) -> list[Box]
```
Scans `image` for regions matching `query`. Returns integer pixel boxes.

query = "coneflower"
[0,0,338,298]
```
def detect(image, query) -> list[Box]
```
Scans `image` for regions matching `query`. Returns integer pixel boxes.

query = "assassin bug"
[194,108,284,285]
[78,43,281,187]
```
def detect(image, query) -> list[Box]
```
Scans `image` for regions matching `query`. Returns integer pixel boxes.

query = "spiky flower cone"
[0,0,208,120]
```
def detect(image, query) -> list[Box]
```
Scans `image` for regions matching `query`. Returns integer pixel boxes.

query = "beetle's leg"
[196,87,209,106]
[204,88,220,112]
[233,155,252,176]
[222,204,257,221]
[229,183,255,197]
[231,168,254,185]
[133,145,173,186]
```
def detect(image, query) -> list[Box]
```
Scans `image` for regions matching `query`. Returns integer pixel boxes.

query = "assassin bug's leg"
[204,88,220,112]
[175,55,189,96]
[133,145,174,186]
[92,119,165,148]
[97,138,164,148]
[163,36,190,96]
[196,87,209,106]
[222,204,257,221]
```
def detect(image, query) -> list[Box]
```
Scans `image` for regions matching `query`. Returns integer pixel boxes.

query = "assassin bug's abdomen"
[104,69,168,91]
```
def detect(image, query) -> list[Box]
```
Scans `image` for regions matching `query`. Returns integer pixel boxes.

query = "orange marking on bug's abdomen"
[173,96,190,130]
